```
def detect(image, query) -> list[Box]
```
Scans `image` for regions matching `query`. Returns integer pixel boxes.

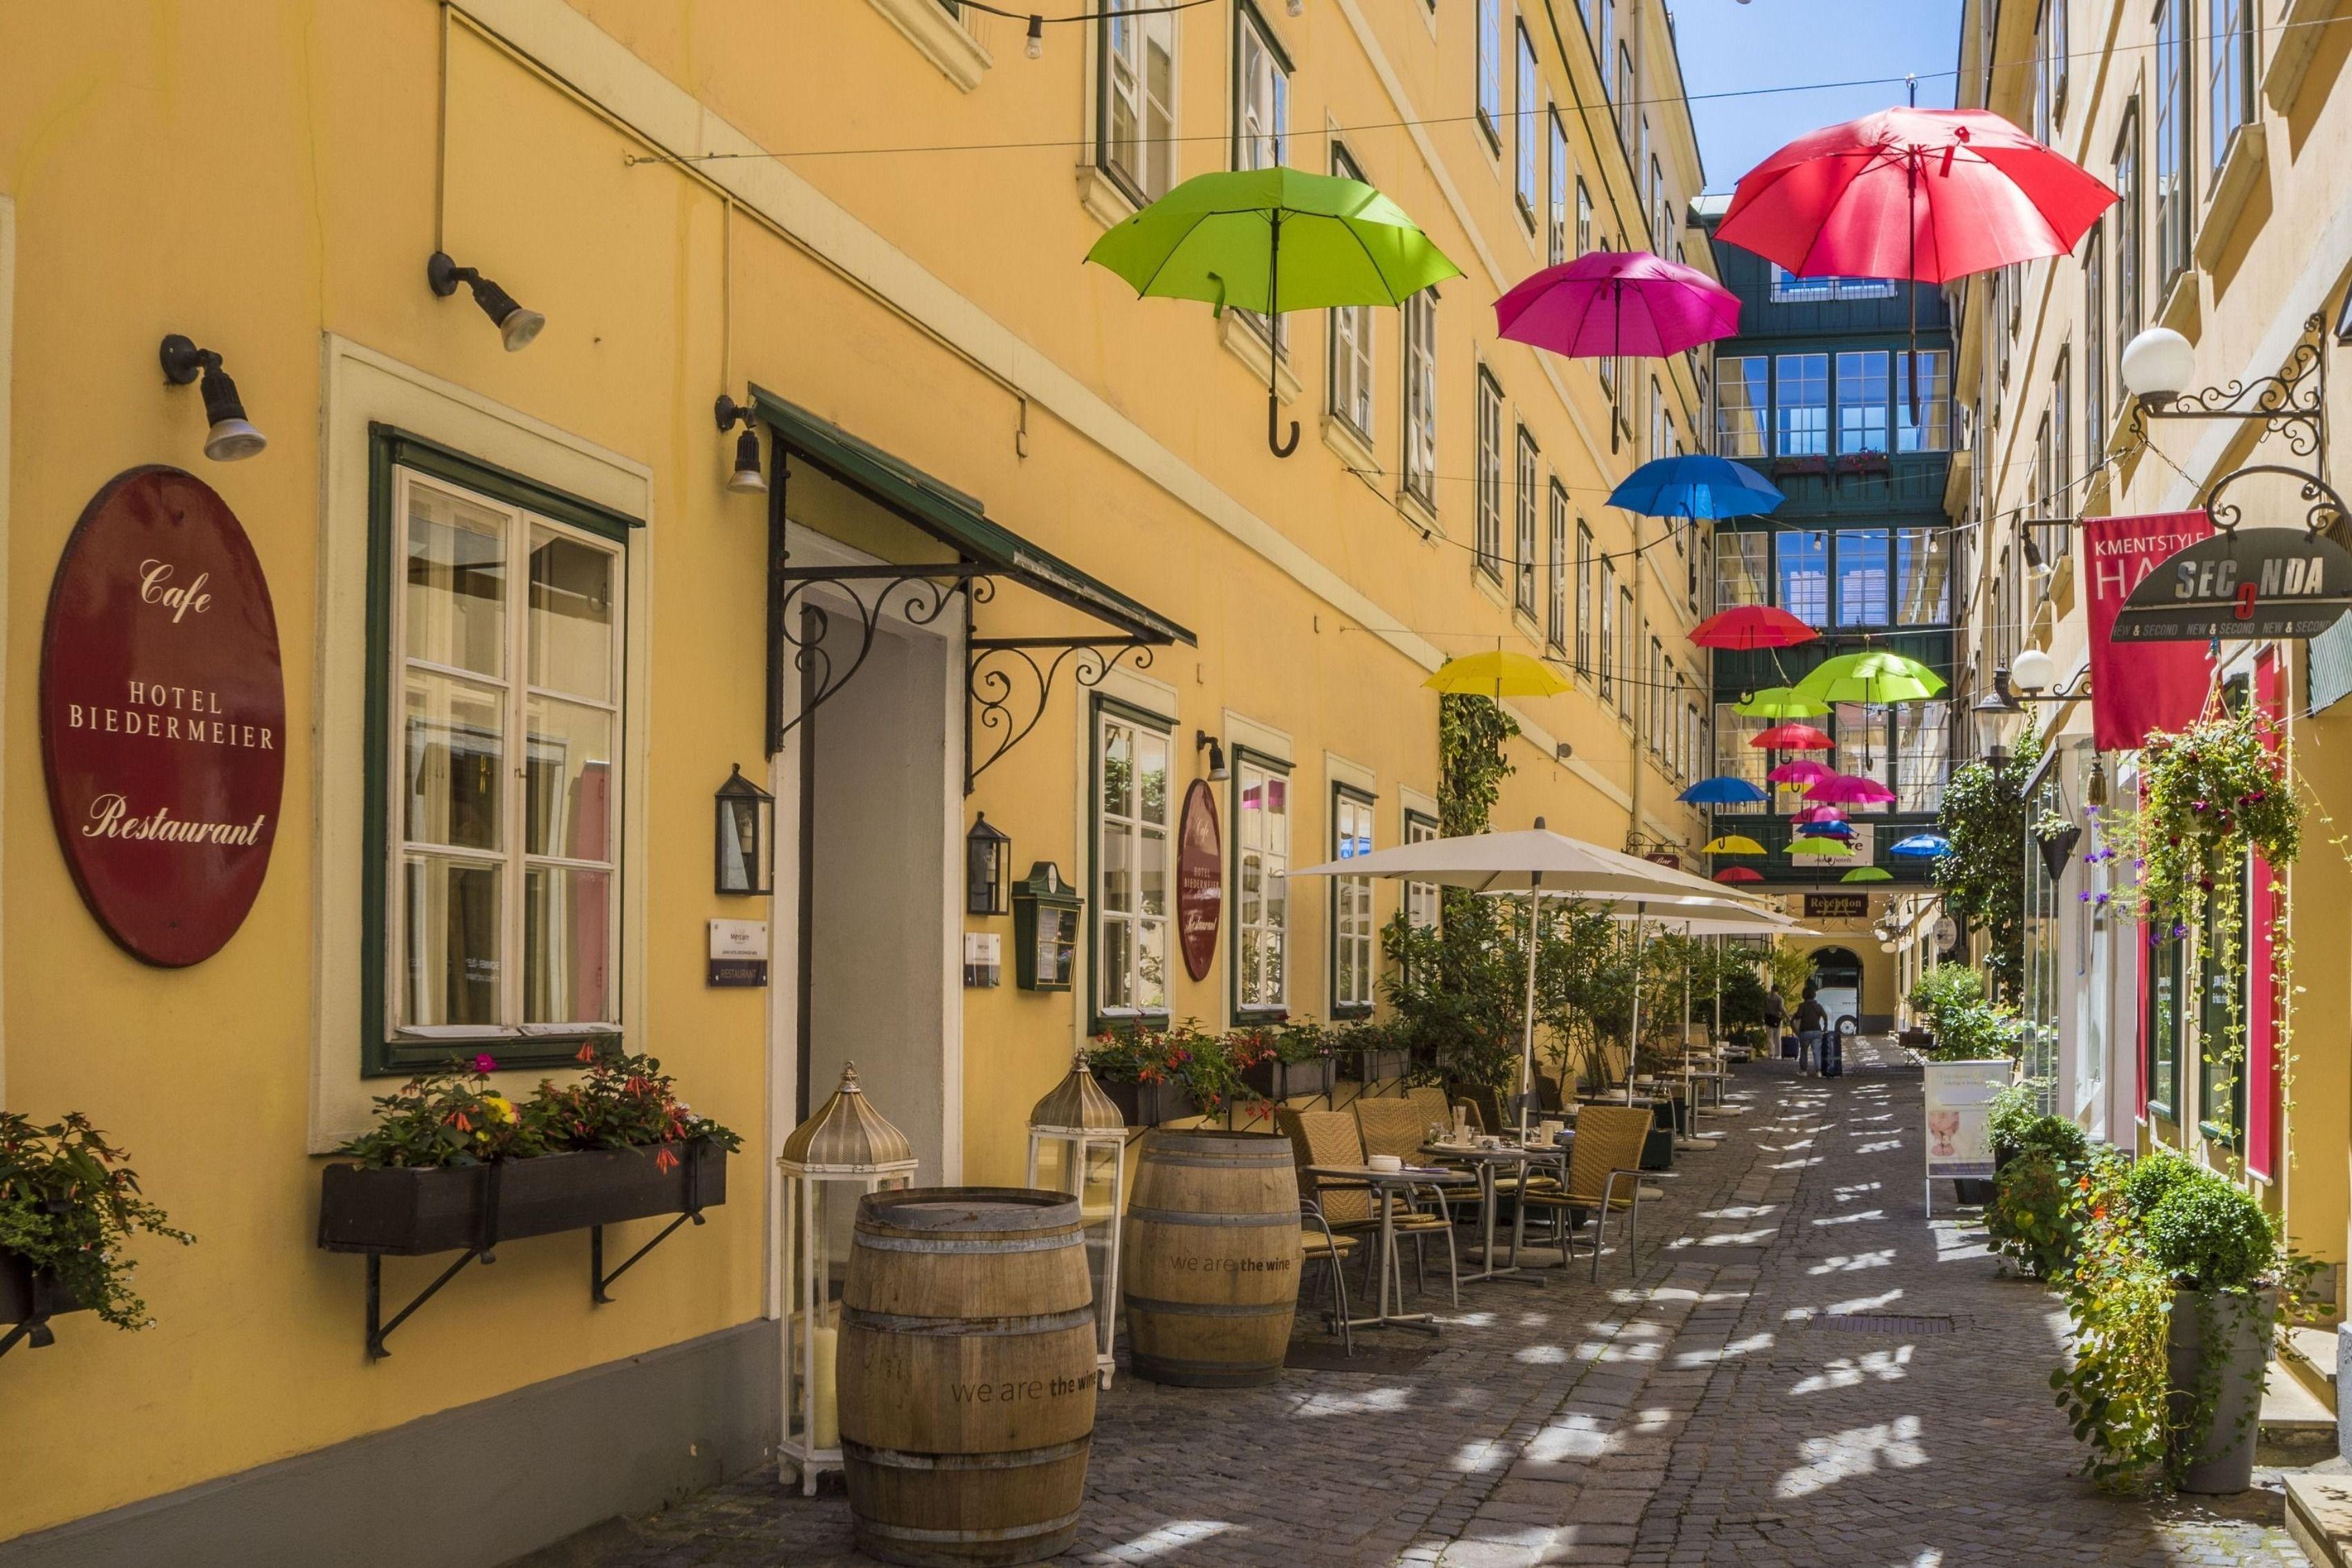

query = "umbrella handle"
[1269,384,1300,457]
[1265,212,1298,458]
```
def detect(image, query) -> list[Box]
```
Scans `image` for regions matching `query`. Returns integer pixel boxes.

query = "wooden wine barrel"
[840,1188,1098,1568]
[1121,1127,1302,1388]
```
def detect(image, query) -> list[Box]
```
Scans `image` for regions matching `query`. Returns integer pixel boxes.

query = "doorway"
[1810,946,1864,1033]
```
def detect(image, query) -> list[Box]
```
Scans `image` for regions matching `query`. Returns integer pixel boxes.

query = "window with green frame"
[1330,785,1377,1018]
[362,427,636,1077]
[1091,695,1174,1029]
[1231,746,1290,1017]
[2146,928,2183,1123]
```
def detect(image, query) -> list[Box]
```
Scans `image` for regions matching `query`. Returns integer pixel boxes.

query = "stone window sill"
[1220,311,1303,405]
[2157,266,2200,340]
[868,0,991,93]
[2264,0,2335,113]
[1076,164,1141,231]
[1321,411,1377,478]
[2194,122,2268,271]
[1397,483,1442,540]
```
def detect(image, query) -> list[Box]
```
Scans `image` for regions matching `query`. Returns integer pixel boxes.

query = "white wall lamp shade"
[2121,327,2196,399]
[2009,647,2057,692]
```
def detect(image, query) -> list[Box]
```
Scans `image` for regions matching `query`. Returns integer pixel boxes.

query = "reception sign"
[1176,779,1222,981]
[40,468,284,966]
[1921,1059,2007,1215]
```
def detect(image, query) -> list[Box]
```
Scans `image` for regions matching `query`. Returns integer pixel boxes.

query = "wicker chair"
[1278,1107,1458,1307]
[1356,1098,1482,1221]
[1404,1085,1453,1129]
[1520,1105,1653,1281]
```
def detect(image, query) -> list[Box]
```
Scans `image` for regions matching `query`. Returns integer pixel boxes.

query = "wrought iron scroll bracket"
[966,636,1159,794]
[2136,312,2330,463]
[769,564,991,756]
[2200,463,2351,540]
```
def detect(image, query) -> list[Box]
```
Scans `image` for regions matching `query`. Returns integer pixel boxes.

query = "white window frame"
[1515,21,1540,226]
[1514,423,1539,613]
[1548,111,1570,266]
[1575,522,1594,673]
[1095,702,1174,1022]
[1476,367,1505,580]
[1331,786,1377,1017]
[386,465,627,1046]
[1477,0,1504,149]
[1547,481,1569,651]
[1235,3,1288,173]
[1403,288,1439,509]
[1329,145,1376,439]
[1097,0,1179,205]
[1404,809,1441,931]
[1233,749,1291,1016]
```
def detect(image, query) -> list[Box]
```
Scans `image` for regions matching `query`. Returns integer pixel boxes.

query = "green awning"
[751,387,1193,647]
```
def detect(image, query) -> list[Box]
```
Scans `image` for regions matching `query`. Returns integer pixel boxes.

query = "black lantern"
[715,764,774,896]
[967,813,1012,916]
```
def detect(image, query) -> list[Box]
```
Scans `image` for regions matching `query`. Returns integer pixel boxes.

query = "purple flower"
[472,1053,498,1074]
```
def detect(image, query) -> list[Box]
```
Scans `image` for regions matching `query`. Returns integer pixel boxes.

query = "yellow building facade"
[0,1,1715,1558]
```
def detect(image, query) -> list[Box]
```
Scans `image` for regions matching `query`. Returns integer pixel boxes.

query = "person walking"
[1794,986,1829,1076]
[1763,987,1788,1060]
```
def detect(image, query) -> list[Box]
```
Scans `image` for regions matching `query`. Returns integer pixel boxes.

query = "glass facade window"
[1233,755,1289,1015]
[1712,704,1769,815]
[1893,528,1951,623]
[1834,703,1892,802]
[1098,0,1177,203]
[1476,0,1503,147]
[1894,701,1950,813]
[1714,356,1769,458]
[1769,266,1895,302]
[1836,351,1891,454]
[1097,707,1172,1019]
[1835,528,1891,627]
[2154,0,2190,293]
[1776,529,1829,627]
[1515,425,1539,614]
[1714,531,1770,609]
[1896,351,1951,452]
[1515,24,1539,221]
[2211,0,2254,174]
[1775,353,1828,456]
[1332,789,1376,1016]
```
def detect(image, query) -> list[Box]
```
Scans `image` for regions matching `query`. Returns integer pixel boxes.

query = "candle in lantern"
[811,1321,839,1451]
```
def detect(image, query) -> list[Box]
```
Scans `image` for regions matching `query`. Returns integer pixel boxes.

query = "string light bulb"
[1025,15,1043,57]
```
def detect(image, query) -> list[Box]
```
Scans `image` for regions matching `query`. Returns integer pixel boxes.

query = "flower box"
[1096,1078,1197,1128]
[316,1138,729,1257]
[0,1248,86,1327]
[1241,1057,1336,1102]
[1342,1048,1411,1084]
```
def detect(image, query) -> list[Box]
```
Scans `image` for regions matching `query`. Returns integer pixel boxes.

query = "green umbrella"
[1841,866,1893,883]
[1086,166,1461,455]
[1734,685,1830,720]
[1792,650,1948,706]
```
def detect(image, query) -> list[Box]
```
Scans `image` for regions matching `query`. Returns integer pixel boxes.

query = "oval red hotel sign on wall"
[40,467,286,966]
[1177,778,1222,983]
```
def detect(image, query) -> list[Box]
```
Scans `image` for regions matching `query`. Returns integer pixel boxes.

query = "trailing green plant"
[341,1049,741,1172]
[1908,963,2026,1062]
[0,1112,192,1330]
[1437,692,1517,838]
[1933,720,2045,999]
[1086,1019,1260,1116]
[1986,1147,2098,1282]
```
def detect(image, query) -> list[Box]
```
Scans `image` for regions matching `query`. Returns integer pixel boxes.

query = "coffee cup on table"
[1367,1154,1403,1173]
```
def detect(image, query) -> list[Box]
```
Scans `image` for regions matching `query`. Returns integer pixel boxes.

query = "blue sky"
[1671,0,1967,191]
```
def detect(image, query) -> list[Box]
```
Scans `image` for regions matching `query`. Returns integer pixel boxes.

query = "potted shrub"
[2052,1152,2308,1495]
[0,1112,192,1347]
[318,1049,737,1256]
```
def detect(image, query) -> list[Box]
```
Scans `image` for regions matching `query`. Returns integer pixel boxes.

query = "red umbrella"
[1716,107,2115,284]
[1496,250,1738,452]
[1752,723,1834,751]
[1689,606,1819,651]
[1767,759,1836,786]
[1714,867,1764,884]
[1806,773,1898,806]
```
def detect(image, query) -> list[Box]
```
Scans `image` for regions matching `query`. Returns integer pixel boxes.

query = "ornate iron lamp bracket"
[967,636,1157,793]
[2135,311,2329,462]
[2200,462,2351,540]
[769,564,993,754]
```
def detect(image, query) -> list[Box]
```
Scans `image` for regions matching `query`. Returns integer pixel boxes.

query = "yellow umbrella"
[1702,835,1767,855]
[1424,649,1571,699]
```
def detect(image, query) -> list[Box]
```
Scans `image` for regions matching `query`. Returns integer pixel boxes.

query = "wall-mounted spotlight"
[158,335,268,462]
[714,394,769,496]
[1195,730,1229,782]
[427,251,546,351]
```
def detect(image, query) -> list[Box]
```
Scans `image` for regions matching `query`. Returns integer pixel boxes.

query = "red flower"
[655,1147,679,1174]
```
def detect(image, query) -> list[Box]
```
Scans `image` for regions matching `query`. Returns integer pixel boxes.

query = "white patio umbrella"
[1294,819,1745,1112]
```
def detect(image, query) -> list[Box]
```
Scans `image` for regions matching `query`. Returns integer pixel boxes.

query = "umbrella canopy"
[1290,825,1732,901]
[1797,821,1855,838]
[1889,832,1952,858]
[1086,167,1461,455]
[1702,834,1767,855]
[1841,867,1895,883]
[1495,249,1738,358]
[1680,775,1770,806]
[1767,759,1836,785]
[1714,866,1765,883]
[1794,649,1948,706]
[1806,773,1899,806]
[1791,803,1848,824]
[1606,454,1785,521]
[1752,722,1835,750]
[1424,649,1570,699]
[1736,685,1830,719]
[1691,606,1818,651]
[1714,107,2117,284]
[1789,837,1857,859]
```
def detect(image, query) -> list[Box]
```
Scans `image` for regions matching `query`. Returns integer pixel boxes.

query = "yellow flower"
[482,1094,519,1125]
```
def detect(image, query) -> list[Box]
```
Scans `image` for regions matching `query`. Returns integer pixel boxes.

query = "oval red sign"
[40,467,286,967]
[1177,778,1222,983]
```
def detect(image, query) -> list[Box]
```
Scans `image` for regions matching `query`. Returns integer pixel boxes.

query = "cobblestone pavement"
[526,1041,2308,1567]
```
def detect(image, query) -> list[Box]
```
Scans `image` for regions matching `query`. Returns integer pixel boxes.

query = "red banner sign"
[40,468,285,966]
[2083,510,2215,752]
[1177,779,1222,982]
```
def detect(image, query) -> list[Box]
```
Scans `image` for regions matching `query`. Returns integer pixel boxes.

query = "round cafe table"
[1422,1141,1569,1284]
[1305,1163,1473,1332]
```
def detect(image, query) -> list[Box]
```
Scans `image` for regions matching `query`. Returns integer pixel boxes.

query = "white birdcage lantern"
[1025,1051,1128,1389]
[778,1062,917,1495]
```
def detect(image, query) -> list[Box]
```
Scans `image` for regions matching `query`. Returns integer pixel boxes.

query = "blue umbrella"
[1890,832,1950,858]
[1606,453,1785,520]
[1679,775,1769,805]
[1798,821,1855,838]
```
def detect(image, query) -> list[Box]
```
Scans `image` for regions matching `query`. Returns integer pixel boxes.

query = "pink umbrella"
[1767,759,1835,786]
[1806,773,1898,806]
[1496,250,1738,449]
[1790,803,1848,824]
